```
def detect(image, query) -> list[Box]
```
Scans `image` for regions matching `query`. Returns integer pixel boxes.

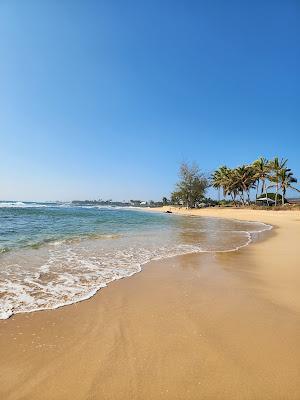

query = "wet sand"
[1,209,300,399]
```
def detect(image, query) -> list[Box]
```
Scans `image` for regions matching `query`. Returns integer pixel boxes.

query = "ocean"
[0,201,271,319]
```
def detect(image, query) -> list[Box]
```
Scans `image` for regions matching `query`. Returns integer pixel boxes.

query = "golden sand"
[0,208,300,399]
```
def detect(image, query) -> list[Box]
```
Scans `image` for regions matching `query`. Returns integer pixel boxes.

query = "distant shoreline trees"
[211,157,299,206]
[170,158,299,208]
[171,163,209,208]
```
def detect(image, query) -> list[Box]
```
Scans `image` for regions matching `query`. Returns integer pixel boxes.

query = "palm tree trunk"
[240,192,245,205]
[275,183,278,206]
[261,179,265,195]
[282,187,286,206]
[263,179,268,205]
[266,185,270,206]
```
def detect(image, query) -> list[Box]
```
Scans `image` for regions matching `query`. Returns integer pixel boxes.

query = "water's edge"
[0,212,272,320]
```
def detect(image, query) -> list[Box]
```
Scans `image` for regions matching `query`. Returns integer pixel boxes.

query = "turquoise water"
[0,202,184,253]
[0,202,271,319]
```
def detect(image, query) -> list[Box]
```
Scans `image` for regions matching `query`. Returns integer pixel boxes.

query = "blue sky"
[0,0,299,201]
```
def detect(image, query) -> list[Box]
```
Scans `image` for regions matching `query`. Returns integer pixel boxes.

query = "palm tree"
[234,165,256,204]
[224,168,240,205]
[212,157,299,208]
[213,165,256,205]
[211,169,222,202]
[212,166,231,201]
[278,168,300,205]
[269,157,288,206]
[252,157,270,201]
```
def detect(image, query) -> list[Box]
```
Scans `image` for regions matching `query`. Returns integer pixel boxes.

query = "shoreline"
[0,208,272,321]
[148,206,300,311]
[0,207,274,321]
[146,204,298,224]
[1,208,300,399]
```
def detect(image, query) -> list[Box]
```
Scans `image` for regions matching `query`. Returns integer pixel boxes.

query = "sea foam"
[0,207,272,319]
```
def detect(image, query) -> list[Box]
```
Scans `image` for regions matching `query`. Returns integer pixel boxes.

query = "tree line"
[169,158,299,208]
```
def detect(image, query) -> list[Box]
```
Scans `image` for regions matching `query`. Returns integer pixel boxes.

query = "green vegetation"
[211,157,299,207]
[171,163,209,208]
[162,197,169,206]
[169,158,299,208]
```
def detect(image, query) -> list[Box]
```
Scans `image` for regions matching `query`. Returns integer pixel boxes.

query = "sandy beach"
[1,208,300,400]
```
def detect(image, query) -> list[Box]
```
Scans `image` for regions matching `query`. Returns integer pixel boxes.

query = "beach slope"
[0,208,300,400]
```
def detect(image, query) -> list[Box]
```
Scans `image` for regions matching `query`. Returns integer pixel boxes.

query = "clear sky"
[0,0,299,201]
